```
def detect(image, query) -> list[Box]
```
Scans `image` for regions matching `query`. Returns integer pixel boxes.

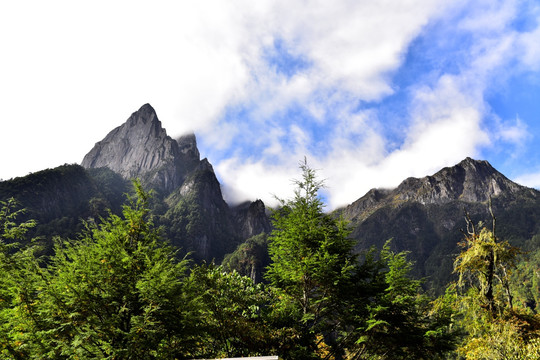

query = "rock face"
[161,160,239,262]
[232,200,272,240]
[342,157,529,222]
[394,157,523,204]
[339,157,540,292]
[81,104,199,194]
[80,104,271,263]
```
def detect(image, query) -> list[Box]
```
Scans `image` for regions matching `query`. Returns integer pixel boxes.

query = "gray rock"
[343,157,530,220]
[232,199,272,240]
[338,157,540,292]
[80,104,271,262]
[81,104,199,194]
[394,157,526,205]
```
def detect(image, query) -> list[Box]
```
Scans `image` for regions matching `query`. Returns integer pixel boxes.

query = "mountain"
[1,104,270,262]
[0,164,132,249]
[338,157,540,291]
[80,104,271,262]
[3,104,540,293]
[81,104,200,195]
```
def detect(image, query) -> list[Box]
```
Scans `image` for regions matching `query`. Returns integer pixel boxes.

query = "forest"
[1,162,539,359]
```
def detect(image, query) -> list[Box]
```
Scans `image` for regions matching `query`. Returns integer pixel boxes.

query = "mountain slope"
[339,157,540,291]
[0,164,128,243]
[80,103,270,262]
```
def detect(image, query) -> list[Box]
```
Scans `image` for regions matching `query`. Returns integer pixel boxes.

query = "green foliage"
[351,243,459,359]
[0,198,41,359]
[451,216,540,359]
[162,193,205,257]
[0,164,124,247]
[1,181,195,359]
[0,198,36,244]
[222,232,270,283]
[265,160,458,359]
[453,286,540,359]
[265,160,357,357]
[511,234,540,313]
[454,221,521,317]
[11,163,536,359]
[184,263,288,359]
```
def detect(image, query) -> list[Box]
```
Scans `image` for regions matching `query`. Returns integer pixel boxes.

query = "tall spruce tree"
[265,161,459,359]
[350,243,459,359]
[265,160,357,358]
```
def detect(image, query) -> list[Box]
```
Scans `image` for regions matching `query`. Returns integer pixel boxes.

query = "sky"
[1,0,540,210]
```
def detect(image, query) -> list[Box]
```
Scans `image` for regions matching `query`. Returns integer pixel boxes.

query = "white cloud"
[317,73,490,209]
[516,9,540,71]
[457,0,518,33]
[217,157,300,207]
[210,0,539,210]
[493,116,530,144]
[514,171,540,189]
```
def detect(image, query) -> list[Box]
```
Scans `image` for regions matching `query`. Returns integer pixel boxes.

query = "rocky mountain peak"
[394,158,523,204]
[81,104,200,194]
[343,157,529,222]
[177,133,200,160]
[232,199,272,240]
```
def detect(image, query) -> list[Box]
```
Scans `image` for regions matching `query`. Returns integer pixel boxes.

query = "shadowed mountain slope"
[338,157,540,291]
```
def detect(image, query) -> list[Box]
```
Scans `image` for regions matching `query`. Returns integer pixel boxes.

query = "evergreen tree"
[351,243,459,359]
[185,263,287,359]
[265,160,358,358]
[0,198,43,359]
[2,182,196,359]
[265,161,458,359]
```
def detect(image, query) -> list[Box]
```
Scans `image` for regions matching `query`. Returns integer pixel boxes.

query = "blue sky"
[1,0,540,209]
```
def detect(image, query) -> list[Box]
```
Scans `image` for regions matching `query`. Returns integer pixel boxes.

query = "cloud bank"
[203,0,540,209]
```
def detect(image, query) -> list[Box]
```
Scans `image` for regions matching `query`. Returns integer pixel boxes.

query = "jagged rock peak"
[128,103,158,124]
[232,199,272,240]
[395,157,523,204]
[177,133,199,154]
[198,158,214,172]
[81,104,200,194]
[343,158,529,220]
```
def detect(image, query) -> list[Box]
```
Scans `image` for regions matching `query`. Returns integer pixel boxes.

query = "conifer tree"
[0,198,45,359]
[2,182,196,359]
[265,159,357,358]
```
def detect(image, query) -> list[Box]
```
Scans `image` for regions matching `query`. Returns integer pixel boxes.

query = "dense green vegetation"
[0,164,129,245]
[449,210,540,358]
[1,163,539,359]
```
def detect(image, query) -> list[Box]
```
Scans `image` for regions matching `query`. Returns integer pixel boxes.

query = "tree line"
[1,161,539,359]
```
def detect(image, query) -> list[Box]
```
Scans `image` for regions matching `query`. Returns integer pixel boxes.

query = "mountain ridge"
[336,157,540,291]
[341,157,535,222]
[2,104,540,293]
[80,104,270,262]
